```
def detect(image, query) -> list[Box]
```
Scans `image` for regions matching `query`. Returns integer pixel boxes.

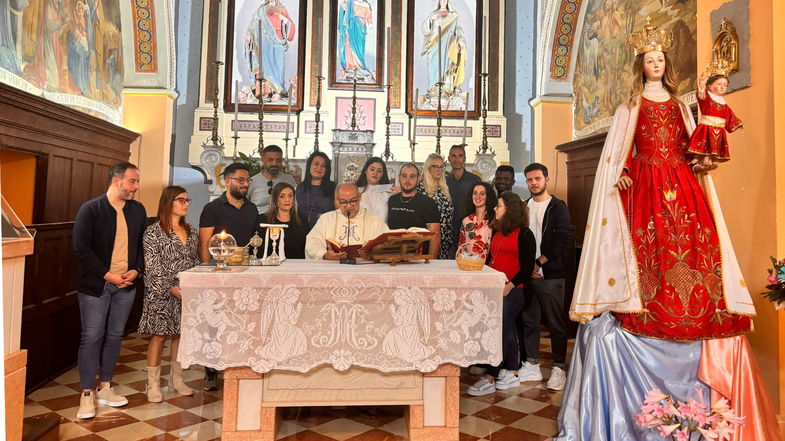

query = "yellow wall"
[531,97,572,200]
[121,92,175,215]
[698,0,784,423]
[0,149,36,224]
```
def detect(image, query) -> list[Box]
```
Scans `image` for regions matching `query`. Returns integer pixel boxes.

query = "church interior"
[2,0,785,440]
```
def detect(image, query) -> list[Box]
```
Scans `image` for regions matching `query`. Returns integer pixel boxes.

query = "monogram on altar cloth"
[178,261,504,373]
[178,260,505,441]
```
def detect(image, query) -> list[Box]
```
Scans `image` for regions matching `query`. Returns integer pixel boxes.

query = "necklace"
[400,193,415,204]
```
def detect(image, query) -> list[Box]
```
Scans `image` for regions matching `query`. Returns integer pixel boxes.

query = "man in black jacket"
[73,162,147,419]
[517,163,571,391]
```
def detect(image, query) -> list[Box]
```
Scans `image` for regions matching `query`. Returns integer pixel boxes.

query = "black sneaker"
[203,367,218,391]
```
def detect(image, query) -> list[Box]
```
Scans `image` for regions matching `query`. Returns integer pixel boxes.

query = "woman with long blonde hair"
[416,153,454,259]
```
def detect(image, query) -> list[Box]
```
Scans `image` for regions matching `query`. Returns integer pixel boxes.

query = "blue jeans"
[77,283,136,389]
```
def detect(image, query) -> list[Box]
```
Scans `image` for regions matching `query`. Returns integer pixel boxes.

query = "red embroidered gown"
[687,93,743,162]
[615,97,751,341]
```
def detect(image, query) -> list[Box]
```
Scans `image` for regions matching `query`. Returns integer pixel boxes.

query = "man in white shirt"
[518,163,572,391]
[305,183,388,260]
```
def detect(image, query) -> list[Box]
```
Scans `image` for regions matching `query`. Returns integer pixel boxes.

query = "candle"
[257,20,264,79]
[295,112,300,139]
[461,91,469,145]
[483,16,488,73]
[386,26,391,85]
[412,88,419,143]
[316,17,323,75]
[285,84,293,136]
[234,80,239,139]
[437,25,442,84]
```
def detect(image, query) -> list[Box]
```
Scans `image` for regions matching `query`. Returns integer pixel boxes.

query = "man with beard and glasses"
[197,162,258,391]
[73,162,147,419]
[517,162,571,391]
[493,165,516,197]
[248,145,297,214]
[387,163,441,256]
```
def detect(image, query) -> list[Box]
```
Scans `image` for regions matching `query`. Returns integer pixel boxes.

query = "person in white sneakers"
[519,163,571,391]
[73,163,147,419]
[467,192,536,396]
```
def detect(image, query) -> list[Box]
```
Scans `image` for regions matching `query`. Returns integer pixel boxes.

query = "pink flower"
[674,428,690,441]
[658,423,681,437]
[713,420,736,441]
[698,426,719,439]
[721,409,745,426]
[711,397,731,415]
[644,388,669,405]
[768,273,779,285]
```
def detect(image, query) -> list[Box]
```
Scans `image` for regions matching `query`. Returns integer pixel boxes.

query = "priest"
[305,183,388,260]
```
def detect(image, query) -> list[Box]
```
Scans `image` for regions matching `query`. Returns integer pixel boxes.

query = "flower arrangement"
[763,257,785,307]
[634,388,743,440]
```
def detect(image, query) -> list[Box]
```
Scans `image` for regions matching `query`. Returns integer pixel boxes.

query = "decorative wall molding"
[548,0,582,81]
[131,0,159,72]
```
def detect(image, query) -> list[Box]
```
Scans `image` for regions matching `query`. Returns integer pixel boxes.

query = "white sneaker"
[468,366,487,375]
[547,366,566,391]
[96,386,128,407]
[518,362,543,382]
[76,391,95,419]
[494,371,520,390]
[467,377,496,396]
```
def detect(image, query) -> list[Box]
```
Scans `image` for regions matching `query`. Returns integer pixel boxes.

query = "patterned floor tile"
[24,332,570,441]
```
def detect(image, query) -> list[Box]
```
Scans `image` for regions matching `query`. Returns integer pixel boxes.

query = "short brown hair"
[157,186,191,235]
[494,191,529,236]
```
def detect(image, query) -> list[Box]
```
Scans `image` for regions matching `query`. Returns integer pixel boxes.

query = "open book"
[326,227,434,258]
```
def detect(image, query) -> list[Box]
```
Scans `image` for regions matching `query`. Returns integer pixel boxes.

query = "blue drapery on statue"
[556,312,710,441]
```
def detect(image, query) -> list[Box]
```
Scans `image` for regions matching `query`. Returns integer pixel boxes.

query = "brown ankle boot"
[170,361,194,396]
[146,366,163,402]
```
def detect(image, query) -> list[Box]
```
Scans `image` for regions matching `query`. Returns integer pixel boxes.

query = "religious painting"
[405,0,483,117]
[335,97,375,130]
[328,0,385,90]
[0,0,124,122]
[224,0,307,112]
[572,0,697,136]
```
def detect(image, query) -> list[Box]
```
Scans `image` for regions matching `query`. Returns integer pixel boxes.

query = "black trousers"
[483,287,525,377]
[519,278,568,366]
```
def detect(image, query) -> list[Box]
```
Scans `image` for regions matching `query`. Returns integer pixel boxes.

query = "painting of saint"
[406,0,481,116]
[0,0,124,121]
[328,0,384,89]
[228,0,306,110]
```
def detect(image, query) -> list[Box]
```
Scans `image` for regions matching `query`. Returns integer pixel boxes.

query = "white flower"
[464,340,480,356]
[481,329,497,351]
[226,331,238,345]
[449,330,462,344]
[432,289,457,312]
[329,350,355,371]
[233,287,259,311]
[203,341,222,359]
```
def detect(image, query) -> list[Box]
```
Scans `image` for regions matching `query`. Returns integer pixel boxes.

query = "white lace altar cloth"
[178,260,504,374]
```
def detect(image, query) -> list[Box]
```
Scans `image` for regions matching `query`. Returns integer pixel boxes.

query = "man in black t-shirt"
[387,163,441,255]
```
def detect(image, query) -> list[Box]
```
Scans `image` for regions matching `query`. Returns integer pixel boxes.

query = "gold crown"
[629,17,672,56]
[705,59,731,78]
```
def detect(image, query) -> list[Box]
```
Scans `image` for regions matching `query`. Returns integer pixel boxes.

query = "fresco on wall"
[572,0,696,136]
[0,0,124,122]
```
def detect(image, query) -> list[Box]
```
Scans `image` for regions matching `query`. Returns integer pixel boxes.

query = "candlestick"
[314,75,324,152]
[233,80,240,160]
[284,84,292,171]
[203,60,224,148]
[461,90,469,147]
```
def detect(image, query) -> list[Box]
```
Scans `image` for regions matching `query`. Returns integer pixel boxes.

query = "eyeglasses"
[174,197,192,204]
[430,165,446,170]
[337,198,359,207]
[267,180,273,194]
[228,177,250,184]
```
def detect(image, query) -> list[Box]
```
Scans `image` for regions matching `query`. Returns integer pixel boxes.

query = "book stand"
[366,233,434,266]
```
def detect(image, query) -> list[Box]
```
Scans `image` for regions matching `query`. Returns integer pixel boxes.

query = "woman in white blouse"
[355,157,399,223]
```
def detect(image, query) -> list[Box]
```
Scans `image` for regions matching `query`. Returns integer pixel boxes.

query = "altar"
[178,260,504,441]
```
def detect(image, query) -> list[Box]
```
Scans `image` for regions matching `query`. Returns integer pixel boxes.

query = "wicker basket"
[456,241,486,271]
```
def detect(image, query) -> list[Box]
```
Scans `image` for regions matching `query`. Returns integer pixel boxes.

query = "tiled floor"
[24,334,571,440]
